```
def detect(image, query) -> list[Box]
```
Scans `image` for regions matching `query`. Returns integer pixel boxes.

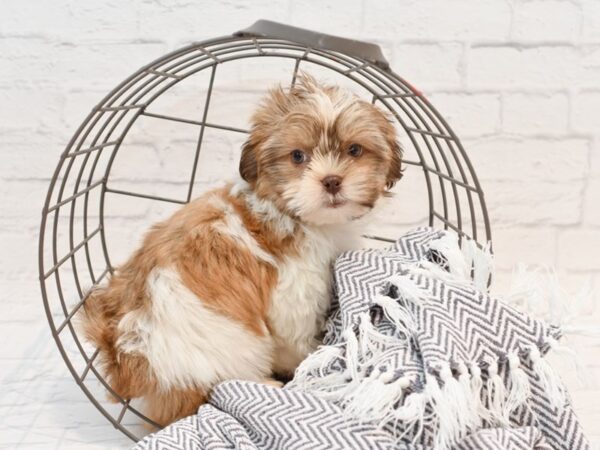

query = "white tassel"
[439,364,474,438]
[457,362,482,429]
[484,357,508,426]
[389,392,428,444]
[505,352,531,415]
[342,327,361,382]
[428,232,470,280]
[413,260,457,284]
[529,345,565,408]
[468,239,494,292]
[343,369,410,424]
[357,312,396,361]
[373,294,417,338]
[387,273,428,306]
[292,345,344,389]
[424,373,457,450]
[299,370,353,402]
[427,231,493,290]
[469,362,491,425]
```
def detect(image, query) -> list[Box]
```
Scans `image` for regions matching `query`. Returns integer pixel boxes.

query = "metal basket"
[38,20,491,441]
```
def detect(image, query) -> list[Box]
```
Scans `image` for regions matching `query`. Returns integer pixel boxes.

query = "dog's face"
[240,74,402,225]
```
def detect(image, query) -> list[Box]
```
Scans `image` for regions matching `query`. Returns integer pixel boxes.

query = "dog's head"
[240,74,402,225]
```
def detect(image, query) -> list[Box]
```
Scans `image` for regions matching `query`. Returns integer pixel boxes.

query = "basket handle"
[234,20,390,70]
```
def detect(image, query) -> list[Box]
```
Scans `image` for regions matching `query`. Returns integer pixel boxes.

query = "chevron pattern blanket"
[134,228,589,450]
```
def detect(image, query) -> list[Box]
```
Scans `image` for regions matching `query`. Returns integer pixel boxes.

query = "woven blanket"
[134,228,589,450]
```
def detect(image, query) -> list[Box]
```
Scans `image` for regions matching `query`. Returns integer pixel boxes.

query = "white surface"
[1,0,599,448]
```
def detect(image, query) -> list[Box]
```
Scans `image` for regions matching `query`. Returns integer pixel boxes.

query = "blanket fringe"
[427,231,494,291]
[529,345,565,408]
[373,294,417,338]
[389,392,428,443]
[292,344,344,391]
[425,373,462,450]
[505,352,531,416]
[439,364,478,439]
[342,369,410,424]
[484,356,508,426]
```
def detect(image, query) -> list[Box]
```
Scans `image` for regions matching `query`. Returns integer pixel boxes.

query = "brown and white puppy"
[80,74,402,426]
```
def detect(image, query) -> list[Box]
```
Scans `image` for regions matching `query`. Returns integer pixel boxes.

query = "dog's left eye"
[348,144,363,157]
[291,149,307,164]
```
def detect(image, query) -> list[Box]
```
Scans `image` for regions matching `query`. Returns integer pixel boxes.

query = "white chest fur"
[268,224,363,375]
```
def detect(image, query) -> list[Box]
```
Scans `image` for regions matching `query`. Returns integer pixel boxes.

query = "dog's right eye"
[290,149,307,164]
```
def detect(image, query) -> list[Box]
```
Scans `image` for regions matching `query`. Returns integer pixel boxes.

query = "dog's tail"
[80,287,114,352]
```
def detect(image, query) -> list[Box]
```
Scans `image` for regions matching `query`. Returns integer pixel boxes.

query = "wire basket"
[38,20,491,441]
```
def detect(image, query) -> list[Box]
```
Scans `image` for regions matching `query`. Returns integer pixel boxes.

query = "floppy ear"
[239,138,258,183]
[240,83,297,182]
[386,139,403,190]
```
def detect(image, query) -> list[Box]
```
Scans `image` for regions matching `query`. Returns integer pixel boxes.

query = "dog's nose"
[322,175,342,195]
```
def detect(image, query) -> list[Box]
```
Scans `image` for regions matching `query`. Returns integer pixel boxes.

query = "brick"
[0,145,62,181]
[0,87,65,133]
[558,229,600,270]
[484,179,584,225]
[512,1,581,43]
[392,43,464,91]
[428,92,500,137]
[580,46,600,89]
[582,0,600,43]
[491,226,557,270]
[364,0,511,41]
[467,137,589,181]
[135,1,289,44]
[0,0,139,41]
[503,92,569,135]
[591,140,600,177]
[572,91,600,134]
[289,0,363,37]
[1,180,51,221]
[584,179,600,226]
[0,38,167,93]
[468,46,580,89]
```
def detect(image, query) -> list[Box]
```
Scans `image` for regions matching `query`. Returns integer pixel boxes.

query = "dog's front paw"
[262,377,284,388]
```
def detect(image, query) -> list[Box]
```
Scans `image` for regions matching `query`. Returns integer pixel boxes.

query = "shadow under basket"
[38,20,491,441]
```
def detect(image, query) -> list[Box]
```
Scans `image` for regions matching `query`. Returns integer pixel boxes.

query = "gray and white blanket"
[134,228,589,450]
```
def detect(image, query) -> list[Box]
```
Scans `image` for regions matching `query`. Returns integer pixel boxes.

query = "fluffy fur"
[80,74,402,426]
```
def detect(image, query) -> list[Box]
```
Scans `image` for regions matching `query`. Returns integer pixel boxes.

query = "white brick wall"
[1,1,599,448]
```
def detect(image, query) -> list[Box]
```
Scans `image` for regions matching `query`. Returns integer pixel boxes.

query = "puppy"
[80,74,402,426]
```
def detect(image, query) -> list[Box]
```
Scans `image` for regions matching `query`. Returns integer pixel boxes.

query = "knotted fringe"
[484,356,508,426]
[438,364,479,445]
[342,369,411,424]
[292,344,344,391]
[386,273,429,305]
[373,294,417,338]
[528,345,565,408]
[389,391,428,443]
[505,352,531,416]
[426,232,494,292]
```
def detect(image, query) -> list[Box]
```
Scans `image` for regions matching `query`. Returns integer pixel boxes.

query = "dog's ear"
[386,139,403,190]
[239,137,258,183]
[240,84,296,183]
